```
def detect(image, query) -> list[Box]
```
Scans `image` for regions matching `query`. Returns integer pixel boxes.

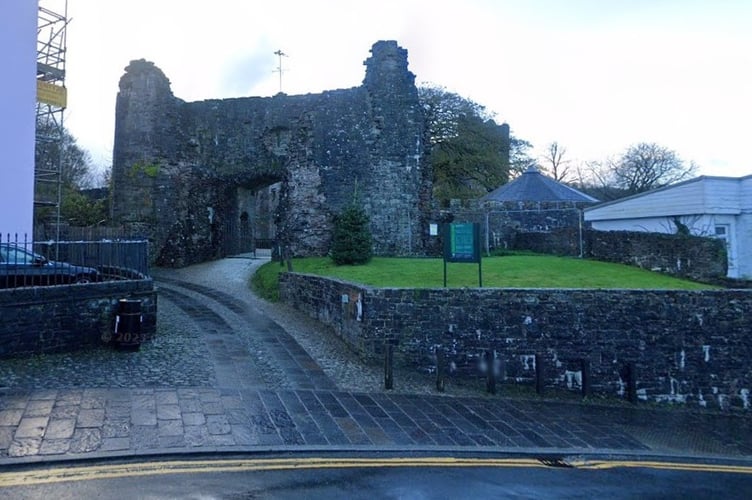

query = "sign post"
[443,223,482,287]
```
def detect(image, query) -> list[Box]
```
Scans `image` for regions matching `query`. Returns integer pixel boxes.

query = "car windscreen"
[0,246,38,265]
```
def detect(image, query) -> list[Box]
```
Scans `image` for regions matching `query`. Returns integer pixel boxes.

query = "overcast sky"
[55,0,751,179]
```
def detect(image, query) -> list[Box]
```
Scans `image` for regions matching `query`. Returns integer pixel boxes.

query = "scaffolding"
[35,0,69,241]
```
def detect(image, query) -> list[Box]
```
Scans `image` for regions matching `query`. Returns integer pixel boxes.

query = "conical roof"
[480,166,598,203]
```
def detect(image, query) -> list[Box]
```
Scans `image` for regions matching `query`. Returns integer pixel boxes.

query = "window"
[714,225,729,248]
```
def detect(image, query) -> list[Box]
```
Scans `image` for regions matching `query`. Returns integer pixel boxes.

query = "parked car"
[0,243,100,288]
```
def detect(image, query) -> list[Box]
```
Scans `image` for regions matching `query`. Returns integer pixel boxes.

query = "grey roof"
[480,166,599,203]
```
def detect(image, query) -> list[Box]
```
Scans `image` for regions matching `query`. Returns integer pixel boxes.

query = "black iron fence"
[1,234,149,289]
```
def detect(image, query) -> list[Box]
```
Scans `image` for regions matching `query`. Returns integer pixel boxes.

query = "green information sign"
[442,223,482,287]
[444,223,480,263]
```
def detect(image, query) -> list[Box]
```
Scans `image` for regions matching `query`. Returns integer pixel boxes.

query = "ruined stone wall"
[280,273,752,411]
[111,41,430,266]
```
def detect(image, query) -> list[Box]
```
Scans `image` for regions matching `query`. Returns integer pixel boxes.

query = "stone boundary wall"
[514,228,727,282]
[0,280,157,359]
[280,273,752,411]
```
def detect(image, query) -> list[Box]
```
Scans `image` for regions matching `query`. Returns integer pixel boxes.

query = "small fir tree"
[330,197,373,266]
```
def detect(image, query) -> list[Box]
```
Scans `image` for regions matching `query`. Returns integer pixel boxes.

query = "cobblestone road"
[0,255,750,464]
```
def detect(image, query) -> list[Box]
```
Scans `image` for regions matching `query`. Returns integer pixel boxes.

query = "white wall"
[737,177,752,278]
[737,215,752,279]
[590,215,720,235]
[0,1,37,240]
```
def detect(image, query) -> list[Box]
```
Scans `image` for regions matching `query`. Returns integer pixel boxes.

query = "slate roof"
[480,166,599,203]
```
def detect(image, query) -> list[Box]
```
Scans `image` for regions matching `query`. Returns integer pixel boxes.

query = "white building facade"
[584,175,752,279]
[0,1,37,238]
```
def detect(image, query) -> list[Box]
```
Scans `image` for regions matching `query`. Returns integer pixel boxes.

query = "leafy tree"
[419,84,491,143]
[508,136,538,176]
[35,118,105,225]
[430,114,510,201]
[330,195,373,265]
[60,188,108,226]
[419,85,528,202]
[609,142,695,195]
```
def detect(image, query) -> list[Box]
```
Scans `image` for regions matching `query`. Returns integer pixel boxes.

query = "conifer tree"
[330,190,373,265]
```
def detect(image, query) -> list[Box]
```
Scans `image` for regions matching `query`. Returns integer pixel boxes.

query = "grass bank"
[252,255,716,301]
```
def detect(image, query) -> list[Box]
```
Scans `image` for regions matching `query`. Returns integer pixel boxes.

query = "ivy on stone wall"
[129,161,160,178]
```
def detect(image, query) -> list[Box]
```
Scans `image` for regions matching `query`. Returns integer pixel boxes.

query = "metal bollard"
[114,298,143,351]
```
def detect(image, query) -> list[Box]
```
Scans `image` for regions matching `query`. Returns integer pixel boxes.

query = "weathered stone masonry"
[0,280,157,359]
[280,273,752,411]
[112,41,431,267]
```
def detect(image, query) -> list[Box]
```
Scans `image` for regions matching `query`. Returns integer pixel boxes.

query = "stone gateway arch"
[111,41,432,267]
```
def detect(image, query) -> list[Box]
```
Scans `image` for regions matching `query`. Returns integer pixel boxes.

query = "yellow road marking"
[0,456,750,488]
[569,459,752,475]
[0,457,544,487]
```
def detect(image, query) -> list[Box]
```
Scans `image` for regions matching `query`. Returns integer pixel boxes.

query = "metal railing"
[1,234,149,289]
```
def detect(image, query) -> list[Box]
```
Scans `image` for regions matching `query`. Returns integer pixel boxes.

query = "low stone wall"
[513,228,727,282]
[280,273,752,411]
[0,280,157,359]
[585,229,728,282]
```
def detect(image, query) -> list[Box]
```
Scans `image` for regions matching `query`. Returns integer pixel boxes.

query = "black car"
[0,243,99,288]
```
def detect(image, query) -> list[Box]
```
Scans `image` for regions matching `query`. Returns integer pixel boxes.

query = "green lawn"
[252,255,715,300]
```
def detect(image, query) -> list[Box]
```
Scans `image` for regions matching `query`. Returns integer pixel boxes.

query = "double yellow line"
[570,459,752,475]
[0,456,750,487]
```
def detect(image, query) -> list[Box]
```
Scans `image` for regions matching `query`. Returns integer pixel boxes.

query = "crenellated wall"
[280,272,752,411]
[111,41,431,267]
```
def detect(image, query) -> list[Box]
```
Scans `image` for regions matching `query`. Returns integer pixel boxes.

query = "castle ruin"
[111,41,431,266]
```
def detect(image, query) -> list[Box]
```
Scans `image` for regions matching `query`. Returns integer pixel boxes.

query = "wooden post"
[580,358,590,398]
[384,342,394,390]
[626,362,637,404]
[485,350,496,394]
[535,353,544,395]
[436,347,446,392]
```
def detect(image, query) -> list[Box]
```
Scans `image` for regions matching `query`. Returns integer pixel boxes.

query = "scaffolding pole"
[35,0,69,247]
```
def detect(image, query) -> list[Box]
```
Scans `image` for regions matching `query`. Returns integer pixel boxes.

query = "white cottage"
[584,174,752,279]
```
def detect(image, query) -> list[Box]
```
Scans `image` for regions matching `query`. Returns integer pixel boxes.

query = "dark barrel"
[114,298,142,350]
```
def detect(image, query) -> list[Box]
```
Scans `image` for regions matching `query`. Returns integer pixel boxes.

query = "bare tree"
[540,141,571,181]
[610,142,695,195]
[571,159,627,201]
